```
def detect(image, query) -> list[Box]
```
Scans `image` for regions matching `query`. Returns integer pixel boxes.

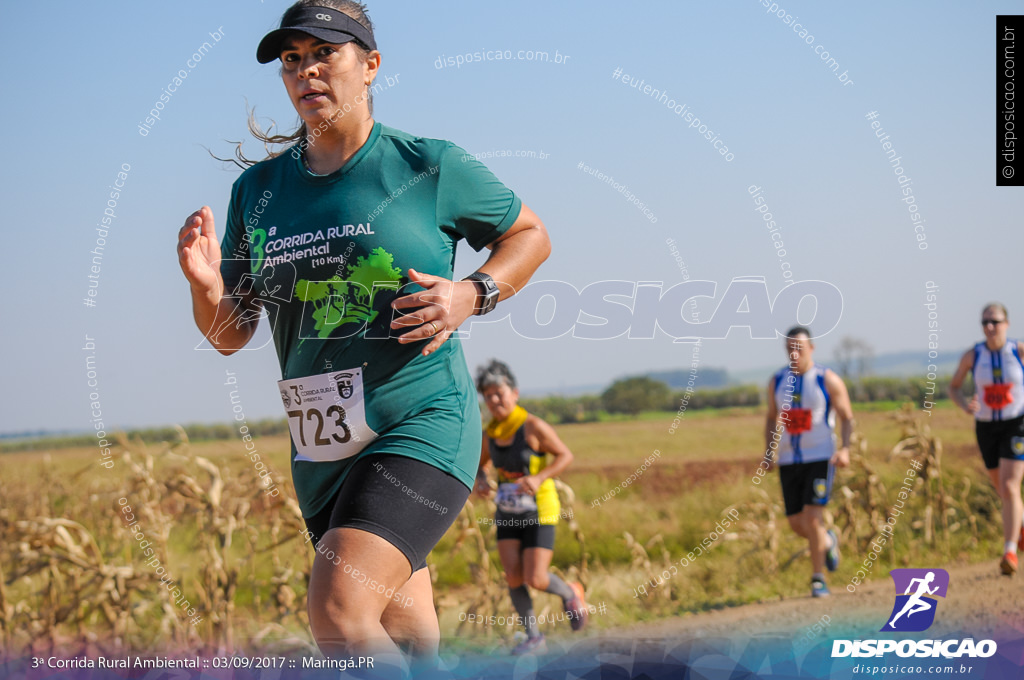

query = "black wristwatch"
[463,272,500,315]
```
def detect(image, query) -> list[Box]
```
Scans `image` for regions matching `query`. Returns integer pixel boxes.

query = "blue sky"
[2,0,1021,433]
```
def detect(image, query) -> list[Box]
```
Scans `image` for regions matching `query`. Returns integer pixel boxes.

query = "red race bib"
[984,383,1014,410]
[784,408,813,434]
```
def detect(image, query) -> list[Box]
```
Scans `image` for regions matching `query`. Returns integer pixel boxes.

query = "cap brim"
[256,27,360,64]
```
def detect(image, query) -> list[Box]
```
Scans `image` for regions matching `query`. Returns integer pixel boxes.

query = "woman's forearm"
[948,383,967,411]
[190,284,258,355]
[479,223,551,301]
[538,451,573,481]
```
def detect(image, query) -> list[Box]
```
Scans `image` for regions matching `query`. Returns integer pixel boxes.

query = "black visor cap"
[257,6,376,63]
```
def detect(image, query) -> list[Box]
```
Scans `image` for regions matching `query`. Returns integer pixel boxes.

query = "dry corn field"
[0,404,1003,657]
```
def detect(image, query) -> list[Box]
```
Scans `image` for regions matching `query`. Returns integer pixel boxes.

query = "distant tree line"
[519,374,961,425]
[5,374,966,451]
[1,418,290,453]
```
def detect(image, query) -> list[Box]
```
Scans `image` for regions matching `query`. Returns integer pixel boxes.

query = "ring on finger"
[429,321,439,334]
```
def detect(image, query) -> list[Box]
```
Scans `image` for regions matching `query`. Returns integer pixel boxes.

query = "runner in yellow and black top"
[475,360,587,655]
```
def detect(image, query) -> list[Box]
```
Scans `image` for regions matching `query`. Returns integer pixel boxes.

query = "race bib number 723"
[278,368,377,462]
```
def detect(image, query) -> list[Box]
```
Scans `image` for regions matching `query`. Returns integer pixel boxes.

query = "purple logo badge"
[881,568,949,632]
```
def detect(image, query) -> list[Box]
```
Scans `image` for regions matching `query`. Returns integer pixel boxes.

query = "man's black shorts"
[779,459,834,516]
[975,415,1024,470]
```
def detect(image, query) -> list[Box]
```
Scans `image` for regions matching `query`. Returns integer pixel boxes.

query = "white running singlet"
[972,340,1024,422]
[772,364,835,466]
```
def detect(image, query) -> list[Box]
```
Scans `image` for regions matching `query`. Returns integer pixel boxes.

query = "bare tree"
[834,336,874,380]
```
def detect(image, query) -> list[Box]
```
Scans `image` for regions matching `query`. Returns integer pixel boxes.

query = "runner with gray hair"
[475,360,587,654]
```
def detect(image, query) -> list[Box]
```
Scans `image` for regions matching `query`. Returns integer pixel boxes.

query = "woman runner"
[950,303,1024,576]
[475,360,587,655]
[176,1,550,674]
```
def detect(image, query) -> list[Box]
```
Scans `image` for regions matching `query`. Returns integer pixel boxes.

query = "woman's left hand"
[517,475,543,495]
[391,268,478,356]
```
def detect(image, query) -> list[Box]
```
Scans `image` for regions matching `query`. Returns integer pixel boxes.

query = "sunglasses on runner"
[982,319,1006,327]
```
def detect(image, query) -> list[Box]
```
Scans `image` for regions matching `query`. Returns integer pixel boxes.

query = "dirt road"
[615,560,1024,642]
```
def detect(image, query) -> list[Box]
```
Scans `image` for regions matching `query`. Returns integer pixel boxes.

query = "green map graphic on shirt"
[294,246,404,340]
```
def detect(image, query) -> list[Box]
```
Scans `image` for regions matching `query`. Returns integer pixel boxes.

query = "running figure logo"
[881,568,949,632]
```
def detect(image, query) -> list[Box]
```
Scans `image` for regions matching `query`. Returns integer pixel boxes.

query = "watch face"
[468,273,499,314]
[481,287,499,313]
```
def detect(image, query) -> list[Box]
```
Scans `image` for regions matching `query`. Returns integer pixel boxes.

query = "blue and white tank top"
[772,364,835,465]
[972,340,1024,422]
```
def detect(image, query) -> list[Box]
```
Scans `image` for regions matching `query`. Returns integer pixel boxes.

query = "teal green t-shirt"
[219,122,522,515]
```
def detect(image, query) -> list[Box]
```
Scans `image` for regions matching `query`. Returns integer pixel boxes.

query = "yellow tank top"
[488,422,561,524]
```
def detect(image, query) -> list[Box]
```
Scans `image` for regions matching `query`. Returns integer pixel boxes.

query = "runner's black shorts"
[975,415,1024,470]
[303,453,470,572]
[494,510,556,549]
[779,459,834,516]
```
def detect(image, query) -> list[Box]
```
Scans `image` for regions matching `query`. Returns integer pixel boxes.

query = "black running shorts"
[303,453,470,571]
[494,510,556,550]
[975,415,1024,470]
[779,459,834,517]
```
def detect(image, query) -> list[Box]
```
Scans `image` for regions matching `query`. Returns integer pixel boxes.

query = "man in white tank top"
[950,302,1024,576]
[764,326,853,597]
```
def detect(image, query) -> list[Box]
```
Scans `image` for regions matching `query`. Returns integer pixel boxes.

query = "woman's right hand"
[965,395,980,414]
[177,206,223,297]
